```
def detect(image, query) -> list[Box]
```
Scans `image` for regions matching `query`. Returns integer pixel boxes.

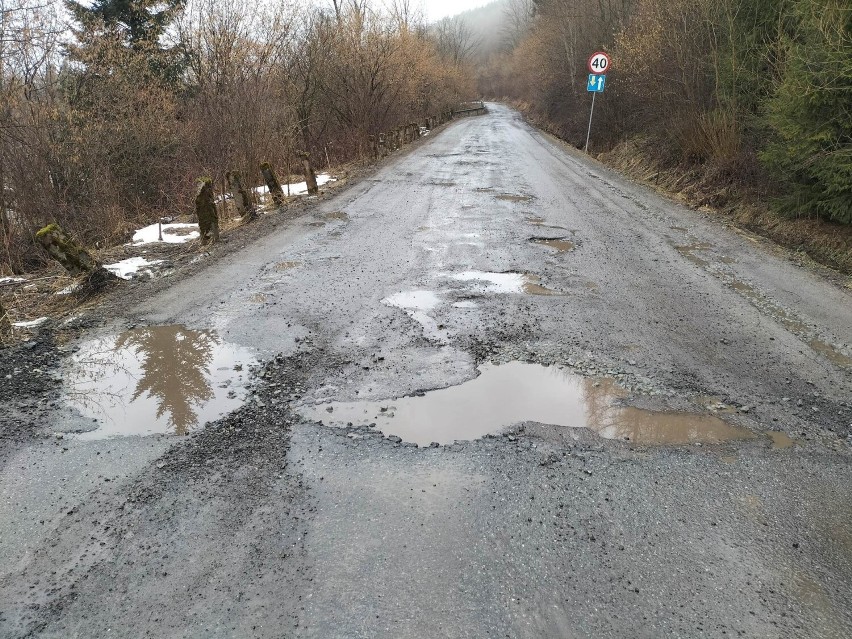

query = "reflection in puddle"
[451,271,560,296]
[65,326,255,438]
[495,193,532,202]
[301,362,755,446]
[532,238,575,253]
[767,431,795,449]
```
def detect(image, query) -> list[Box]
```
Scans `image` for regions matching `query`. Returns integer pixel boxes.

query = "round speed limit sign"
[588,52,611,75]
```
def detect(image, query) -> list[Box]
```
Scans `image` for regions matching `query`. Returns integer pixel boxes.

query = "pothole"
[768,431,795,449]
[495,193,533,202]
[275,261,301,270]
[382,290,445,341]
[450,271,560,296]
[325,211,348,221]
[531,237,575,253]
[526,216,566,230]
[675,242,714,267]
[301,362,755,447]
[63,325,256,439]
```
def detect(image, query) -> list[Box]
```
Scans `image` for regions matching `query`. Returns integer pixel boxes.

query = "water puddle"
[382,290,445,341]
[301,362,755,447]
[64,326,256,438]
[325,211,348,221]
[675,242,714,267]
[450,271,560,296]
[767,431,795,449]
[495,193,533,202]
[532,238,575,253]
[275,261,301,270]
[522,274,561,296]
[526,216,566,230]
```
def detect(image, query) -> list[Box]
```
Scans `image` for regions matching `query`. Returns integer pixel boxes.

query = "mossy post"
[298,152,319,195]
[226,171,256,223]
[35,223,116,291]
[260,162,285,207]
[195,177,220,245]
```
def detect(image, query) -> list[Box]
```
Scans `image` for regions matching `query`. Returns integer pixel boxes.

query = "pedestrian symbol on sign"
[587,74,606,93]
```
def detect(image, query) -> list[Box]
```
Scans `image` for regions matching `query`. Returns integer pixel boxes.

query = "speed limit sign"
[588,52,610,75]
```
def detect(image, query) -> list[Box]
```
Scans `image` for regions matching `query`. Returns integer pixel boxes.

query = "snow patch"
[131,223,199,245]
[253,173,337,198]
[0,277,25,285]
[104,256,163,279]
[13,317,48,328]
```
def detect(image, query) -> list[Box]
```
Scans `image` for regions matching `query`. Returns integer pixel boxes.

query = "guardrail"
[453,101,487,117]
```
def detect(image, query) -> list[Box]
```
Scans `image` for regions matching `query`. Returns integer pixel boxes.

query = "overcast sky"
[417,0,493,22]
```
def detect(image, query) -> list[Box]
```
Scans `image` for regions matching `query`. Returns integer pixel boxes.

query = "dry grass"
[600,136,852,275]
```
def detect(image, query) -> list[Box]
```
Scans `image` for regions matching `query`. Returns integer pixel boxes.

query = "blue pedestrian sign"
[587,74,606,92]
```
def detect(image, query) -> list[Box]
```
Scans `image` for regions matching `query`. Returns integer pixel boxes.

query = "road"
[2,103,852,638]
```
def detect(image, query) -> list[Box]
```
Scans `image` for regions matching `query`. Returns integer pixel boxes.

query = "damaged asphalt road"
[2,103,852,638]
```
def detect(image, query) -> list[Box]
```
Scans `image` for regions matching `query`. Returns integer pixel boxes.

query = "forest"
[474,0,851,237]
[1,0,850,276]
[0,0,475,273]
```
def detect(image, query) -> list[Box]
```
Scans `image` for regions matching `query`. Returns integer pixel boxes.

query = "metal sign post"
[585,91,596,154]
[584,52,610,154]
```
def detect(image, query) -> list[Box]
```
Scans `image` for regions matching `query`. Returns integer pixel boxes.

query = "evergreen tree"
[64,0,187,84]
[761,0,852,223]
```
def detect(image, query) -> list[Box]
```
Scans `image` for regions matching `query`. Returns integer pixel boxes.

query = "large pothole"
[300,361,758,447]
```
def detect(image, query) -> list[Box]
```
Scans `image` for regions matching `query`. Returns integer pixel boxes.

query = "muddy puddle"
[495,193,533,202]
[451,271,560,296]
[301,362,755,447]
[64,326,256,439]
[325,211,348,221]
[532,237,575,253]
[275,261,301,270]
[675,242,713,267]
[526,216,566,230]
[768,431,795,449]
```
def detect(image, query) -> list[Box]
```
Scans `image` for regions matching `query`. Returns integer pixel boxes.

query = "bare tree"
[434,16,481,65]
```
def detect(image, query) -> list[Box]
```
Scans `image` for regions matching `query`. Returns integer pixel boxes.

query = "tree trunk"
[298,152,319,195]
[195,178,220,245]
[260,162,285,207]
[226,171,256,223]
[35,223,116,293]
